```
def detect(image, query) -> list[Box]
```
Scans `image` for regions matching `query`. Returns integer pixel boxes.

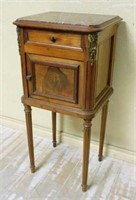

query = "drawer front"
[26,29,82,49]
[26,54,84,107]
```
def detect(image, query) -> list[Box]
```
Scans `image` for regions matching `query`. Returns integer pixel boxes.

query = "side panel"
[94,24,118,106]
[96,38,111,97]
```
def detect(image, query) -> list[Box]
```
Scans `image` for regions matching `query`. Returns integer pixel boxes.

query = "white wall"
[1,1,136,153]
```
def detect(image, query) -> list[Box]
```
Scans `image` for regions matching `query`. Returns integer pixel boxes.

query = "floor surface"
[0,125,136,200]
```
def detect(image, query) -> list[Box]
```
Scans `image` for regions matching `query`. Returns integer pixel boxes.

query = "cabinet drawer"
[26,29,82,49]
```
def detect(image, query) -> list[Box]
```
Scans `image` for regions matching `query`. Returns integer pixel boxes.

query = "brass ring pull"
[49,36,56,43]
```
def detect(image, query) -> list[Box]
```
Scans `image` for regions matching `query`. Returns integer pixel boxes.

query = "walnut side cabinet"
[13,12,121,192]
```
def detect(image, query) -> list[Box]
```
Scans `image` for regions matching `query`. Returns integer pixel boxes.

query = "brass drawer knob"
[49,36,56,43]
[26,74,32,81]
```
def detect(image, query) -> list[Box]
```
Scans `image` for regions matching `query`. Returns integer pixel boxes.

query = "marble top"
[14,12,122,32]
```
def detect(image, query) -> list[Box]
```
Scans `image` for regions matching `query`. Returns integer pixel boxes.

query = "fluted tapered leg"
[82,119,92,192]
[52,112,57,147]
[98,101,109,161]
[24,105,35,173]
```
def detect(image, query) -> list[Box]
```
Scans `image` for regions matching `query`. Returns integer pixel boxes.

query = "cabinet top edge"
[13,11,122,32]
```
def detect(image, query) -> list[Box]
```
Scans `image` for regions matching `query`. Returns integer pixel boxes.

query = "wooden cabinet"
[13,12,122,191]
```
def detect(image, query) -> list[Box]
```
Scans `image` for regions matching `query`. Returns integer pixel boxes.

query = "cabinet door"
[26,54,84,107]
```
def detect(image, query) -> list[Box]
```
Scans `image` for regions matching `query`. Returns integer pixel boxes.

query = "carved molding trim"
[83,119,92,129]
[88,33,98,66]
[24,105,32,113]
[16,27,21,55]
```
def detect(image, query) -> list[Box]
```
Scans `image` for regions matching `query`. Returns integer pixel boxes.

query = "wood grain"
[27,29,82,48]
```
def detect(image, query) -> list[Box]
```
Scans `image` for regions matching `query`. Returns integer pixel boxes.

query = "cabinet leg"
[24,105,35,173]
[98,101,109,161]
[82,119,92,192]
[52,112,57,147]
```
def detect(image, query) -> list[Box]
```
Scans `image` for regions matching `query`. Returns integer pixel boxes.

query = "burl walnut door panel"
[26,54,84,107]
[32,63,78,102]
